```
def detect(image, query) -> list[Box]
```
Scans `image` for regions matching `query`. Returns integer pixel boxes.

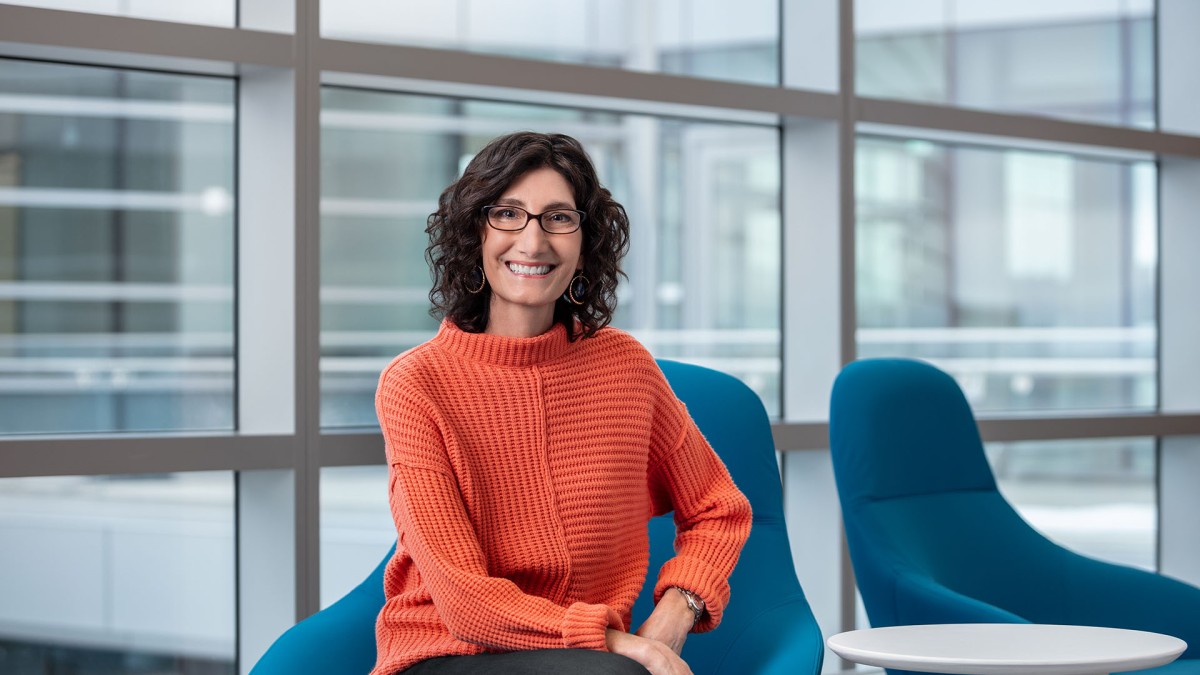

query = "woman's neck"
[484,304,555,338]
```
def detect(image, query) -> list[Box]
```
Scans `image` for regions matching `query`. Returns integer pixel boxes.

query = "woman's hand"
[607,629,694,675]
[633,588,694,654]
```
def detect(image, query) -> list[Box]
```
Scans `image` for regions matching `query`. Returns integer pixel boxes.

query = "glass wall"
[319,89,782,427]
[856,0,1155,128]
[0,472,235,674]
[0,59,236,434]
[856,136,1157,413]
[322,0,779,86]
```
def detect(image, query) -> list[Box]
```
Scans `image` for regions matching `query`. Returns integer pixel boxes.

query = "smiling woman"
[478,167,584,337]
[424,132,629,341]
[371,132,752,675]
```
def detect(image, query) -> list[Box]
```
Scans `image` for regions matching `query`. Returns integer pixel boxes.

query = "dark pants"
[401,649,651,675]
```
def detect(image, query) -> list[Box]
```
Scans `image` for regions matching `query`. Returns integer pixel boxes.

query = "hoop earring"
[467,265,487,294]
[567,272,589,305]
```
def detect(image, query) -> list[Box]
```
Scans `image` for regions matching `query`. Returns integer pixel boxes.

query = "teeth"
[507,263,552,275]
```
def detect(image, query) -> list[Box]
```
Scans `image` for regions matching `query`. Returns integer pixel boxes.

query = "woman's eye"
[496,209,518,218]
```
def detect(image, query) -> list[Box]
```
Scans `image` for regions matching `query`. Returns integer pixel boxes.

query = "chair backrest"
[831,358,996,507]
[632,360,823,675]
[255,360,823,675]
[829,358,1200,661]
[830,358,1047,628]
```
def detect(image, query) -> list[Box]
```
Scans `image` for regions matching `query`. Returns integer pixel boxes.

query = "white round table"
[827,624,1187,675]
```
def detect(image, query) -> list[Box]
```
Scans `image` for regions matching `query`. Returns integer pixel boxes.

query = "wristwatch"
[673,586,706,625]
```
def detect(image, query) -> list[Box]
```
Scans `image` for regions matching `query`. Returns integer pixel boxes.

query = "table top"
[827,624,1188,675]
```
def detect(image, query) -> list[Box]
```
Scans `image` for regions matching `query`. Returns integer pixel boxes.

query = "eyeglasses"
[481,205,585,234]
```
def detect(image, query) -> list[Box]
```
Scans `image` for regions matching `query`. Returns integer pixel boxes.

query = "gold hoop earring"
[467,265,486,294]
[567,272,589,305]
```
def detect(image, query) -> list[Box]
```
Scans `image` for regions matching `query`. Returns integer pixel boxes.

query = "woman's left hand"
[634,589,694,654]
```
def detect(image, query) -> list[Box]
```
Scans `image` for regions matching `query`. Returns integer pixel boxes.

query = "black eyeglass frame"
[481,205,587,234]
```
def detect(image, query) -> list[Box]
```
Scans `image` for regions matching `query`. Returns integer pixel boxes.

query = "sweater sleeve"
[377,369,625,652]
[647,391,753,634]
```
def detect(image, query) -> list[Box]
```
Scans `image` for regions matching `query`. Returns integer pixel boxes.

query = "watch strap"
[673,586,705,625]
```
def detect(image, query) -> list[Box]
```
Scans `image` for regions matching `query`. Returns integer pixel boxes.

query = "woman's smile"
[505,261,556,277]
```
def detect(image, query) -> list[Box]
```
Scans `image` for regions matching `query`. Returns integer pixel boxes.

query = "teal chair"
[829,358,1200,675]
[253,360,824,675]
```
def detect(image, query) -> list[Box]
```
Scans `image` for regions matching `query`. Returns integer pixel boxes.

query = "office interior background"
[1,0,1199,673]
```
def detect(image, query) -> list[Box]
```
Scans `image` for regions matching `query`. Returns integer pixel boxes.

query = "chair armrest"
[1048,556,1200,658]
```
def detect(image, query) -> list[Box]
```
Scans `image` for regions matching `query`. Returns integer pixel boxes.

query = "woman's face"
[480,166,583,336]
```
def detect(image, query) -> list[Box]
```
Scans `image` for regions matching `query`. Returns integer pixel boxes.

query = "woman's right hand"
[606,629,694,675]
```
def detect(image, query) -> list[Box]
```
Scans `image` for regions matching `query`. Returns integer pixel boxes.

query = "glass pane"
[320,465,394,609]
[0,472,235,673]
[321,0,780,86]
[319,89,781,428]
[0,59,236,434]
[0,0,234,26]
[986,438,1156,570]
[856,0,1156,128]
[855,136,1156,414]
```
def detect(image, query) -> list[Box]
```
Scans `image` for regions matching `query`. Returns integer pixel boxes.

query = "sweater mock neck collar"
[433,319,575,368]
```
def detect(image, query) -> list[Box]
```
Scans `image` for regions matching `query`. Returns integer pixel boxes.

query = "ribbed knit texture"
[370,319,752,675]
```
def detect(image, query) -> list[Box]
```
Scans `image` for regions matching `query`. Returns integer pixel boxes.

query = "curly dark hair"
[425,131,631,340]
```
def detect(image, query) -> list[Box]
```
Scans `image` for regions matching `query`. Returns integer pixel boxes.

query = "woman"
[372,131,752,675]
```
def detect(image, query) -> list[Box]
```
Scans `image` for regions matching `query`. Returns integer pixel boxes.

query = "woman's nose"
[516,217,550,252]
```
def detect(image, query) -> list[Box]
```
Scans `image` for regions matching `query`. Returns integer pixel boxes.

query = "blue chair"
[254,359,824,675]
[829,358,1200,675]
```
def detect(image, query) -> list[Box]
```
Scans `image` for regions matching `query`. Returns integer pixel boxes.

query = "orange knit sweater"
[370,320,752,675]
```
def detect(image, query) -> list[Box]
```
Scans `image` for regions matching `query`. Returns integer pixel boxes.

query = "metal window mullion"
[233,0,302,671]
[1156,0,1200,589]
[857,96,1200,159]
[315,38,838,120]
[0,4,293,71]
[0,435,294,477]
[294,0,324,631]
[836,0,860,646]
[777,2,847,671]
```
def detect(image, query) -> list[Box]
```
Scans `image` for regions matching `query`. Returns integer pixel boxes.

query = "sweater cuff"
[654,556,731,633]
[562,601,625,650]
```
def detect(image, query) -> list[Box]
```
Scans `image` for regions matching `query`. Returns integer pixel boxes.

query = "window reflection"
[0,59,236,434]
[856,136,1156,413]
[856,0,1155,128]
